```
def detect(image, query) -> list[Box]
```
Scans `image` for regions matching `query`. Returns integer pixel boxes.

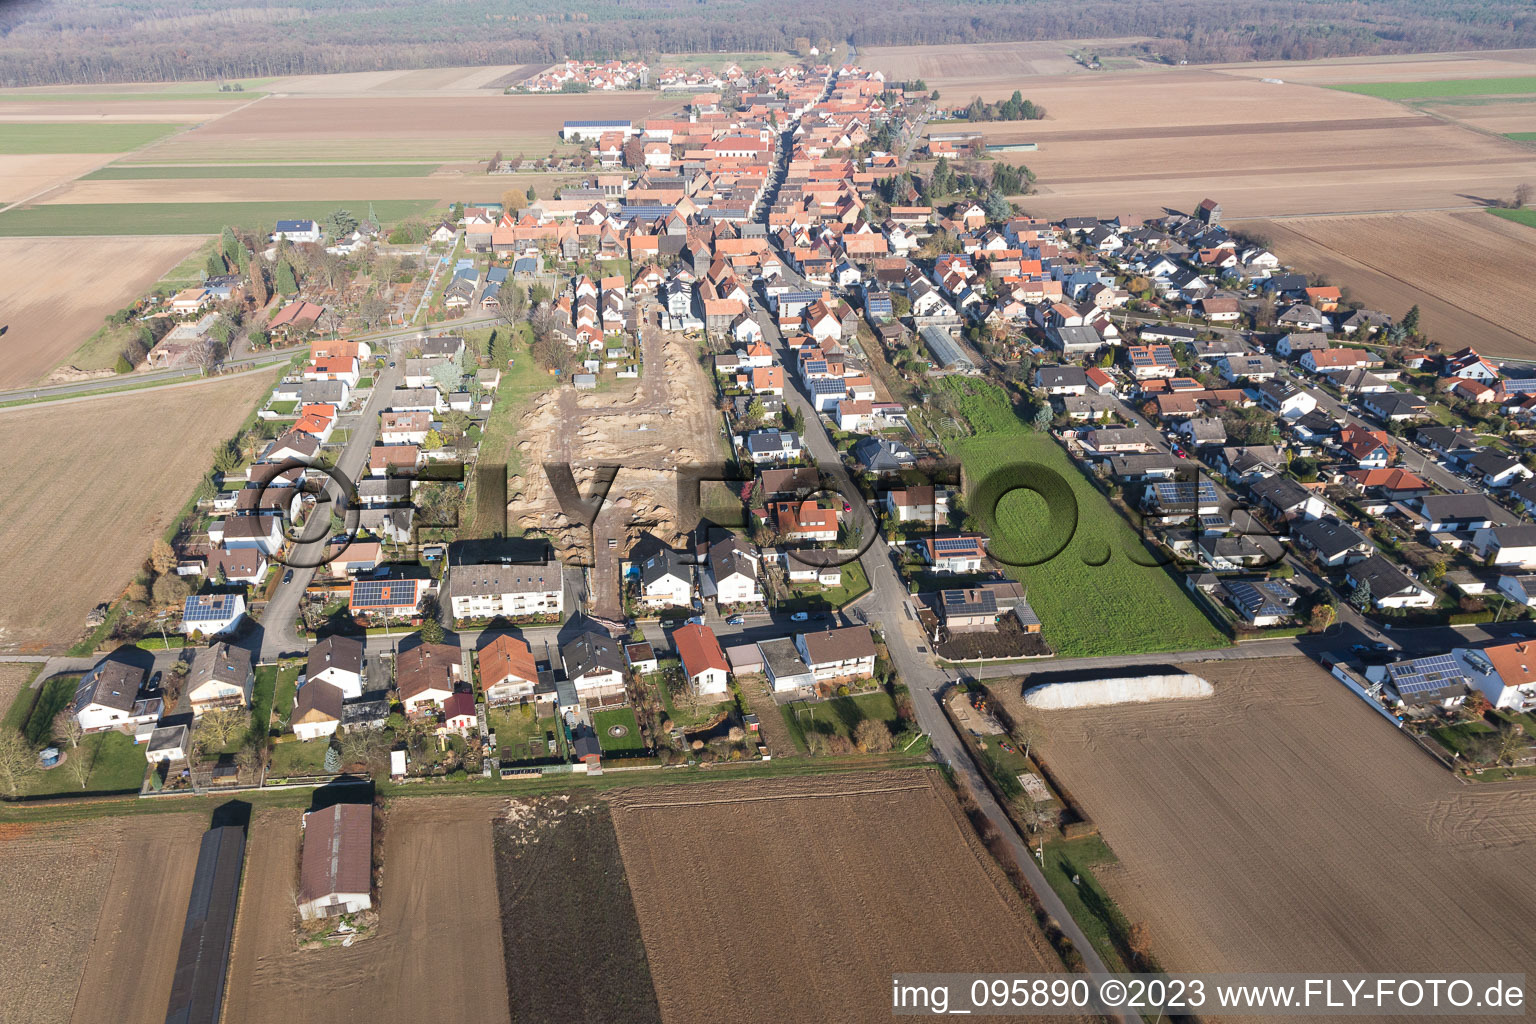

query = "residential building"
[1471,525,1536,568]
[758,637,816,694]
[1345,554,1435,609]
[1452,642,1536,711]
[291,680,344,742]
[673,623,730,696]
[560,631,627,708]
[704,535,763,605]
[297,802,372,921]
[395,642,461,713]
[186,642,256,715]
[794,626,877,684]
[1293,517,1375,567]
[306,635,365,699]
[479,634,540,705]
[922,534,987,573]
[73,659,159,734]
[181,592,246,637]
[446,560,564,620]
[638,548,693,609]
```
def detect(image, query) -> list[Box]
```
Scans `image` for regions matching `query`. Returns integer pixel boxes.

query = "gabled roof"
[299,803,371,902]
[673,623,729,678]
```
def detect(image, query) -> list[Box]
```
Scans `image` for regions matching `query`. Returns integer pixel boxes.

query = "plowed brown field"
[0,369,276,652]
[0,235,204,387]
[0,814,205,1024]
[607,771,1075,1024]
[1004,658,1536,985]
[1251,210,1536,358]
[135,92,686,163]
[222,799,509,1024]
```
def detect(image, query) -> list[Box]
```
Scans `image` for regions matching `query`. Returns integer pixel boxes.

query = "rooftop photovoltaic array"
[1388,654,1468,695]
[183,594,238,621]
[351,579,417,607]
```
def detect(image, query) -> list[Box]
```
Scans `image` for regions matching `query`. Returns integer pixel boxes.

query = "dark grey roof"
[1294,516,1371,559]
[448,559,561,599]
[1416,493,1511,525]
[1348,553,1422,598]
[75,659,146,715]
[1036,365,1089,388]
[307,634,364,679]
[561,631,626,680]
[640,548,690,588]
[1250,474,1312,511]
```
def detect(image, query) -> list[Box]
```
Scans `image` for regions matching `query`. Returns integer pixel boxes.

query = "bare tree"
[0,731,39,797]
[64,738,94,789]
[52,709,83,750]
[1514,182,1533,210]
[197,708,248,752]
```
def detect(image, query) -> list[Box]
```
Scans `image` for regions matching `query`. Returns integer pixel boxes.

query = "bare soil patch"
[1004,658,1536,980]
[1250,210,1536,358]
[0,664,37,720]
[0,370,276,652]
[607,771,1072,1024]
[0,814,205,1024]
[69,814,207,1024]
[493,795,661,1024]
[1212,51,1536,84]
[861,39,1151,93]
[223,799,509,1024]
[0,235,204,387]
[139,93,686,162]
[0,153,113,203]
[507,327,721,561]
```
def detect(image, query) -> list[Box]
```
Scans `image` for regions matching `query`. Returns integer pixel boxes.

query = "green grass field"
[593,707,646,753]
[268,738,332,777]
[782,690,899,749]
[1506,132,1536,142]
[1328,76,1536,100]
[24,731,147,796]
[83,163,442,180]
[1490,207,1536,229]
[938,378,1226,658]
[0,122,183,153]
[0,198,437,236]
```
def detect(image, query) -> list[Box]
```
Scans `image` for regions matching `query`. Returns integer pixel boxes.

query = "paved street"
[256,343,408,661]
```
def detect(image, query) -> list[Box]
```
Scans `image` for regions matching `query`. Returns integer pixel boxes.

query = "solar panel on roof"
[1388,654,1467,695]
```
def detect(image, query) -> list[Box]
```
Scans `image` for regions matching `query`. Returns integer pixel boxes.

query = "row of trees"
[6,0,1536,86]
[955,90,1045,122]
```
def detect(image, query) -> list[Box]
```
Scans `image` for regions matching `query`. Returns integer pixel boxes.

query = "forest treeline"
[1,0,1535,86]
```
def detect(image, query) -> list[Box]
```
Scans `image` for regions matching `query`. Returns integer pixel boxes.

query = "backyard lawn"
[592,707,646,753]
[489,705,558,762]
[937,378,1226,658]
[24,731,147,796]
[777,558,871,613]
[781,689,899,750]
[268,738,332,778]
[270,664,302,731]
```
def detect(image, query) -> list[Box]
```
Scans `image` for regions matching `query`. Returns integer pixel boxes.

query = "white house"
[638,549,693,609]
[181,593,246,637]
[673,623,730,696]
[290,679,343,742]
[211,515,284,556]
[704,536,763,605]
[446,560,564,621]
[306,635,365,700]
[1471,525,1536,568]
[560,632,627,707]
[794,626,877,683]
[73,660,159,734]
[186,642,256,715]
[1452,642,1536,711]
[272,218,323,243]
[1497,574,1536,607]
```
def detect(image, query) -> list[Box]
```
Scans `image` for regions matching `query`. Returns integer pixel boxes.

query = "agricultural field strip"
[607,780,929,809]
